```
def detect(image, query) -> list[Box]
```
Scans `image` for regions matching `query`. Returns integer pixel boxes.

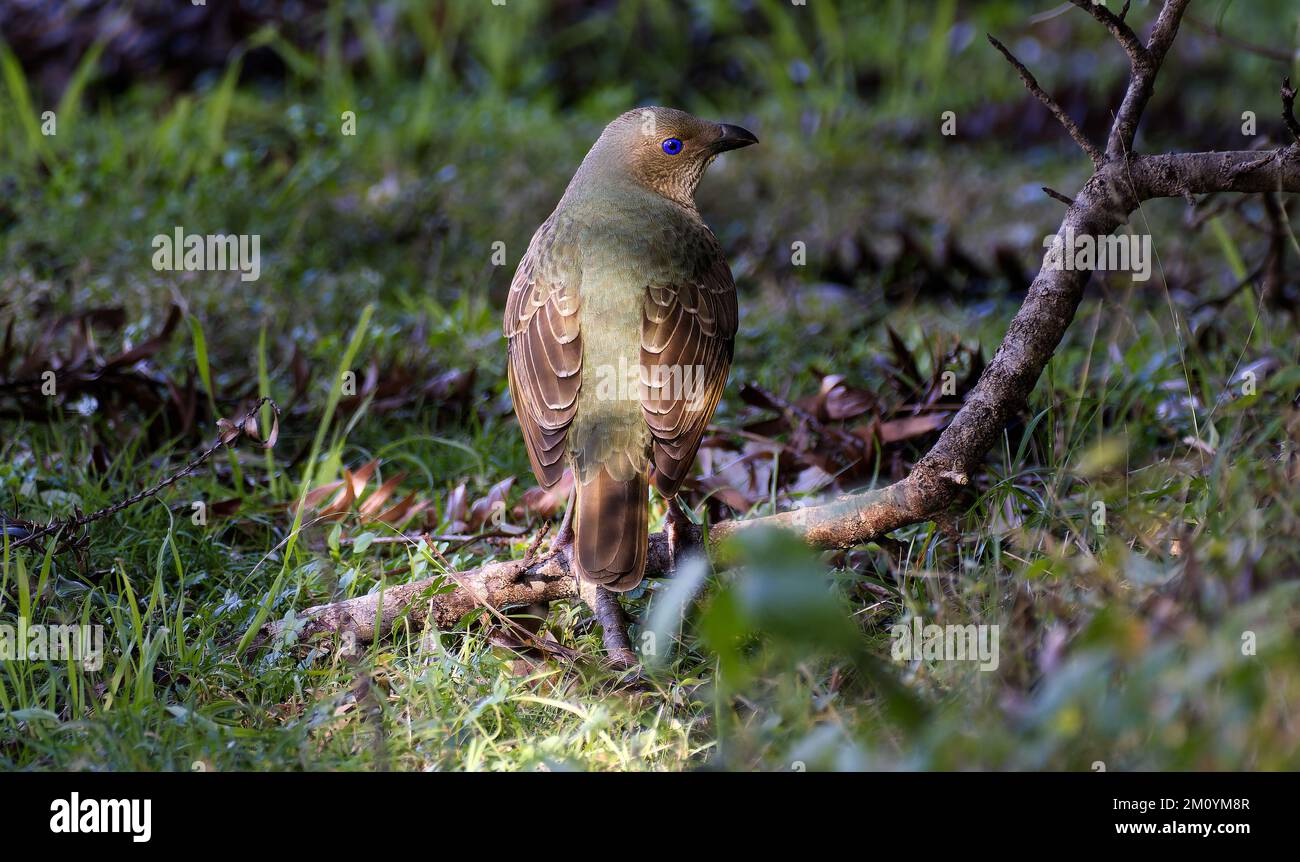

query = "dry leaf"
[358,472,408,519]
[516,470,574,519]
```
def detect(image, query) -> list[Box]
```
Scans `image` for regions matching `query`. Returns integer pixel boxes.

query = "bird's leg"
[552,493,575,553]
[664,495,699,573]
[576,578,638,671]
[556,491,638,671]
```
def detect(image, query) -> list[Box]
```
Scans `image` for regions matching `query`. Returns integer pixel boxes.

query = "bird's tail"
[572,465,648,592]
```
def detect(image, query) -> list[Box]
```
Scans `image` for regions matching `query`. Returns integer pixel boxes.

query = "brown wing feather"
[640,248,737,496]
[505,215,582,490]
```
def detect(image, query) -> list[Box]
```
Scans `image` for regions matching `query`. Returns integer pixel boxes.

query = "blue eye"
[661,137,683,155]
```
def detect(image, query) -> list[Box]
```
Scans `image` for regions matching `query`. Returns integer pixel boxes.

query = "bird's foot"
[576,578,639,671]
[552,521,574,554]
[550,494,575,558]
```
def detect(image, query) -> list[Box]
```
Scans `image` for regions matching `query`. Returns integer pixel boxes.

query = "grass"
[2,0,1300,771]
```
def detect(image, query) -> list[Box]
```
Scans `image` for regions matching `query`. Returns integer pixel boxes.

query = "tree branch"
[1042,186,1076,206]
[1282,76,1300,145]
[987,34,1103,167]
[1070,0,1147,68]
[1081,0,1190,158]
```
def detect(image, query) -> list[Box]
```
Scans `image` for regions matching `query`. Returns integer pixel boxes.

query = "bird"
[505,107,757,593]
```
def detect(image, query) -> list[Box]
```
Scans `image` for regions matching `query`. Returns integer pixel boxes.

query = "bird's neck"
[562,147,704,215]
[561,172,701,222]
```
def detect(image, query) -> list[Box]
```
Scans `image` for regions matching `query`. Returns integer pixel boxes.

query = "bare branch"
[269,548,580,648]
[1011,1,1191,162]
[1102,0,1192,158]
[9,397,280,551]
[1042,186,1076,206]
[265,479,931,649]
[1070,0,1147,65]
[1143,0,1191,62]
[1283,77,1300,145]
[1185,14,1299,64]
[987,34,1104,167]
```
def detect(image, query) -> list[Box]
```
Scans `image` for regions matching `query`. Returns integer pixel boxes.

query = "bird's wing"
[504,216,583,489]
[640,242,737,496]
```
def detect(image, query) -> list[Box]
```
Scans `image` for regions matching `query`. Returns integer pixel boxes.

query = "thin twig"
[1282,77,1300,145]
[1190,263,1266,312]
[1042,186,1076,206]
[1069,0,1147,65]
[10,397,280,551]
[418,535,582,661]
[1228,149,1283,180]
[987,34,1104,167]
[1185,14,1298,64]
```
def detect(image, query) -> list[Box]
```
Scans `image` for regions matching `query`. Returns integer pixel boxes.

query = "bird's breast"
[569,234,652,481]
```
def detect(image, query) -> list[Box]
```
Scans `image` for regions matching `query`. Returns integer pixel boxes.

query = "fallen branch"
[269,0,1300,656]
[5,397,279,551]
[269,480,929,648]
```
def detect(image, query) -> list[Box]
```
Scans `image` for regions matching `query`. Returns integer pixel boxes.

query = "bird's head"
[578,106,758,208]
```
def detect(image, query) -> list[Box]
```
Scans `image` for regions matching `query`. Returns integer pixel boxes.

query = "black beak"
[710,123,759,153]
